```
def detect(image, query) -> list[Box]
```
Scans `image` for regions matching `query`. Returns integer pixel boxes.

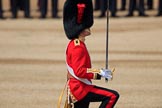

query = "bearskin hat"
[63,0,94,40]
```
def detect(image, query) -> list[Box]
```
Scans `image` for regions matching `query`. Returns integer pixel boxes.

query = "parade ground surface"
[1,2,162,108]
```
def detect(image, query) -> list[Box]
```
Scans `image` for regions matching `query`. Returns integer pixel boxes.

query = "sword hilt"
[111,68,115,81]
[105,67,115,82]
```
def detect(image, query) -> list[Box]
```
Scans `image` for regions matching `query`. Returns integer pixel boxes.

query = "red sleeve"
[71,45,94,79]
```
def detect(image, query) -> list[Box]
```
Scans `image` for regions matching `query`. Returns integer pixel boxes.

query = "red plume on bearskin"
[77,3,86,24]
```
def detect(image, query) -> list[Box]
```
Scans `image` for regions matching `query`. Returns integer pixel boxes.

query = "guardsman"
[98,0,118,18]
[126,0,148,17]
[0,0,5,19]
[63,0,119,107]
[147,0,153,10]
[37,0,41,11]
[120,0,126,11]
[39,0,60,19]
[94,0,100,11]
[10,0,31,18]
[23,0,31,18]
[156,0,162,16]
[10,0,17,18]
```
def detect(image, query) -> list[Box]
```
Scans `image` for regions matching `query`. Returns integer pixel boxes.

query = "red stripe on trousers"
[89,87,117,108]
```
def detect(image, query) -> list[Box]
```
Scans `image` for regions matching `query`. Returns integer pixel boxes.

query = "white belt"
[66,62,92,85]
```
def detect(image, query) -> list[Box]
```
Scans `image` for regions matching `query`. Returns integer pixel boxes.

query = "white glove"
[99,69,112,80]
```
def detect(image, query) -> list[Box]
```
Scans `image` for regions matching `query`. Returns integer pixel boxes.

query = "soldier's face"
[80,28,91,37]
[79,28,91,42]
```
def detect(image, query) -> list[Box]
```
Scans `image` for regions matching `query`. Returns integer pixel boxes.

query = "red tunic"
[66,39,100,102]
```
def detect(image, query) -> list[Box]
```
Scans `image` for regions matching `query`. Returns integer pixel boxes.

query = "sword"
[105,0,110,82]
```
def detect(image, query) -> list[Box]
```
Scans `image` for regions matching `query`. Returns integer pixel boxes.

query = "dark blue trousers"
[0,0,3,17]
[128,0,145,15]
[100,0,117,16]
[74,86,119,108]
[39,0,58,18]
[121,0,126,10]
[147,0,153,9]
[159,0,162,13]
[10,0,30,18]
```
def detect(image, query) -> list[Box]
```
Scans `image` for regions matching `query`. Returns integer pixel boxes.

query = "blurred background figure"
[126,0,148,17]
[147,0,153,10]
[37,0,41,11]
[120,0,126,11]
[94,0,100,11]
[98,0,118,18]
[10,0,31,19]
[39,0,60,19]
[156,0,162,16]
[0,0,5,19]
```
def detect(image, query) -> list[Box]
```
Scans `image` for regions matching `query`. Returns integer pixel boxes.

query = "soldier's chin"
[84,31,91,37]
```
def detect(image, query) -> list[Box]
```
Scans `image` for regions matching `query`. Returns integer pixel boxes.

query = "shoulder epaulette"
[74,39,80,46]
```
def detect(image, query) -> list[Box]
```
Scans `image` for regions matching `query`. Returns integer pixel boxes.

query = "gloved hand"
[99,69,112,80]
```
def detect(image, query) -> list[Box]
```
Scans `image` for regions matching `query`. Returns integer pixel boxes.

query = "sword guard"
[111,68,115,81]
[105,67,115,82]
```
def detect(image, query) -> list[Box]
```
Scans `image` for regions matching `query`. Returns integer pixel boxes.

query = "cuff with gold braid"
[87,68,101,80]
